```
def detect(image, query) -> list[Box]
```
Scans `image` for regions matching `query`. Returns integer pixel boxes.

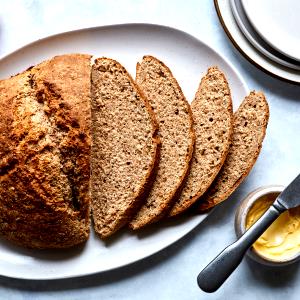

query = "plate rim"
[240,0,300,62]
[214,0,300,86]
[229,0,300,70]
[0,22,248,280]
[0,22,249,92]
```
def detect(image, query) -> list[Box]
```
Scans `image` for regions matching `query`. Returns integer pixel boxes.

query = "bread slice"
[197,91,269,211]
[91,57,160,238]
[169,67,233,216]
[0,54,91,249]
[129,55,195,229]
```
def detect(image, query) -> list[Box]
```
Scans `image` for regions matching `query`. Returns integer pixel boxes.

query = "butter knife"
[197,173,300,293]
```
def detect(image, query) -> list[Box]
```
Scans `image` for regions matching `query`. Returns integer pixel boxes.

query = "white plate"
[230,0,300,70]
[241,0,300,62]
[0,23,248,280]
[215,0,300,84]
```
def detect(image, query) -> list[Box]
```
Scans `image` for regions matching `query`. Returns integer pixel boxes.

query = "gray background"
[0,0,299,299]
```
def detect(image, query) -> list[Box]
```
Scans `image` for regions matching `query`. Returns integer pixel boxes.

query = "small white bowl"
[235,185,300,266]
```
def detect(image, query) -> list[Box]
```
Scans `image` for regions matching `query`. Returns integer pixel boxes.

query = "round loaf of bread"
[0,54,91,249]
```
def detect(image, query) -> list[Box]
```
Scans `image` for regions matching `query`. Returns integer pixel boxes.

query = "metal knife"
[197,173,300,293]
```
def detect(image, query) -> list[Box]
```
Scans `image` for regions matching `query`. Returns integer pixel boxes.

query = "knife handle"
[197,203,285,293]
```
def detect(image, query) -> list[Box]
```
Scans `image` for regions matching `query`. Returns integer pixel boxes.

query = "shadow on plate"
[134,213,200,240]
[0,236,85,261]
[91,216,199,247]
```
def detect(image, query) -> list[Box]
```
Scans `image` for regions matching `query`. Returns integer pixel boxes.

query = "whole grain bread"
[91,57,160,238]
[0,54,92,249]
[197,91,269,211]
[169,67,233,216]
[129,55,195,229]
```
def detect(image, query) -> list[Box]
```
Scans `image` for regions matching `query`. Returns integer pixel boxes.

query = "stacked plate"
[215,0,300,84]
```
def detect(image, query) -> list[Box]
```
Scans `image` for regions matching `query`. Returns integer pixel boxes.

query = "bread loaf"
[130,56,195,229]
[91,57,160,238]
[0,51,269,247]
[170,67,233,216]
[0,54,91,249]
[197,91,269,211]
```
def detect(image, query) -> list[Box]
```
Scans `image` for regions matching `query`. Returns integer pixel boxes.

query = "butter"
[246,194,300,261]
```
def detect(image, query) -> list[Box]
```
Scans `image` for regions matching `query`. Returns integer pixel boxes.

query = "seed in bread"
[170,67,233,216]
[0,54,91,249]
[91,57,160,238]
[129,55,195,229]
[197,91,269,211]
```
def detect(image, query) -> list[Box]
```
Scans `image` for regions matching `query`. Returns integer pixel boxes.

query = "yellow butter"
[246,194,300,261]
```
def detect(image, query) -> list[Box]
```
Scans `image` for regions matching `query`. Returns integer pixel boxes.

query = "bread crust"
[129,55,195,229]
[197,91,269,211]
[0,54,92,249]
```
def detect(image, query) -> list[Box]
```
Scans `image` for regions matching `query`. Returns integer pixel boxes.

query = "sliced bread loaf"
[91,57,160,238]
[169,67,233,216]
[197,91,269,211]
[0,54,91,249]
[129,55,195,229]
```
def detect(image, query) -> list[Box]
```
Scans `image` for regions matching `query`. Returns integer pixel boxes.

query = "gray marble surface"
[0,0,300,299]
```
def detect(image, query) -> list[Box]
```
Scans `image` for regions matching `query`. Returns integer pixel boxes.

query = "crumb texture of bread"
[130,55,195,229]
[197,91,269,211]
[0,54,92,249]
[91,57,159,238]
[170,67,233,216]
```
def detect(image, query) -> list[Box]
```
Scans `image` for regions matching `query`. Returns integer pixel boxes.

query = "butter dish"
[235,185,300,266]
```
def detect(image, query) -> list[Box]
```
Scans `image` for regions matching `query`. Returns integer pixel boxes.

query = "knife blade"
[275,173,300,210]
